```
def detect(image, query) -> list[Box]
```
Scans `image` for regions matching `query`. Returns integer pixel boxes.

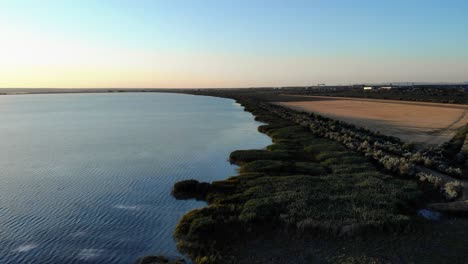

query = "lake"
[0,93,270,264]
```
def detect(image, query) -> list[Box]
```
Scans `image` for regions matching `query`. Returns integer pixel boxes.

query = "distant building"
[380,86,393,90]
[363,86,375,90]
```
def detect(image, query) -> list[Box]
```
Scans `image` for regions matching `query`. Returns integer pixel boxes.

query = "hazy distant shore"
[0,88,182,95]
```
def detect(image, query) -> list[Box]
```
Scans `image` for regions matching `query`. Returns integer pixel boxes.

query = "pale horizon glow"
[1,0,467,88]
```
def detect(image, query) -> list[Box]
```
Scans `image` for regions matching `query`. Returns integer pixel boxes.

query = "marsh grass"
[172,100,422,263]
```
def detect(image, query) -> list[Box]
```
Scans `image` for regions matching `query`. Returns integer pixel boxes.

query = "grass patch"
[229,149,294,164]
[442,124,468,158]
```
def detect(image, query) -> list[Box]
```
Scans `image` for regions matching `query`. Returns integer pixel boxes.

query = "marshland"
[142,87,468,264]
[0,87,467,264]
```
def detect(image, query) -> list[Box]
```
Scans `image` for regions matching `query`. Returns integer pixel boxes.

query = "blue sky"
[0,0,467,88]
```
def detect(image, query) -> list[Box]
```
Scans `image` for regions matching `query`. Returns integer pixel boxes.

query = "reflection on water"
[0,93,270,264]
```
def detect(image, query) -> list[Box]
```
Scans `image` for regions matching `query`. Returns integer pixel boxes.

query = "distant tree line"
[282,85,468,105]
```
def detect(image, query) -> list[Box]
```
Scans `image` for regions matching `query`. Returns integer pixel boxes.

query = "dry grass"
[277,96,468,147]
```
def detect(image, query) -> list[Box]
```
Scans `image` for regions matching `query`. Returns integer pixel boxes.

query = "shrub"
[443,181,463,200]
[416,172,443,188]
[239,197,280,223]
[239,160,293,174]
[172,180,211,200]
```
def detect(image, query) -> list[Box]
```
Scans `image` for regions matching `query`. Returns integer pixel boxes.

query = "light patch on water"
[113,204,140,210]
[70,231,87,237]
[13,244,38,253]
[77,248,105,260]
[418,209,441,221]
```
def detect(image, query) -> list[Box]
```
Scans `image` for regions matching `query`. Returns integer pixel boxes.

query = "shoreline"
[146,95,467,263]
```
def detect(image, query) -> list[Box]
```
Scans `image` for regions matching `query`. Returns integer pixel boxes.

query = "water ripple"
[0,93,271,264]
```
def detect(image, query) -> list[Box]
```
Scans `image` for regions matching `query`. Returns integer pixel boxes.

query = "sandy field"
[277,95,468,147]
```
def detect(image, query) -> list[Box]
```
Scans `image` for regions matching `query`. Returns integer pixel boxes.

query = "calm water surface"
[0,93,270,264]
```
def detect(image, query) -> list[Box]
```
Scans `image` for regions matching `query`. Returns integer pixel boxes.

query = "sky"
[0,0,467,88]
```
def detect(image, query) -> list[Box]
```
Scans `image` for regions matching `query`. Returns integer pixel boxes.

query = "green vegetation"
[172,180,211,200]
[172,100,422,263]
[442,124,468,157]
[229,149,294,164]
[441,124,468,179]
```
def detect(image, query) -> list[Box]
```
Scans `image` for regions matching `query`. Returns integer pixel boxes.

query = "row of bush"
[253,102,464,198]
